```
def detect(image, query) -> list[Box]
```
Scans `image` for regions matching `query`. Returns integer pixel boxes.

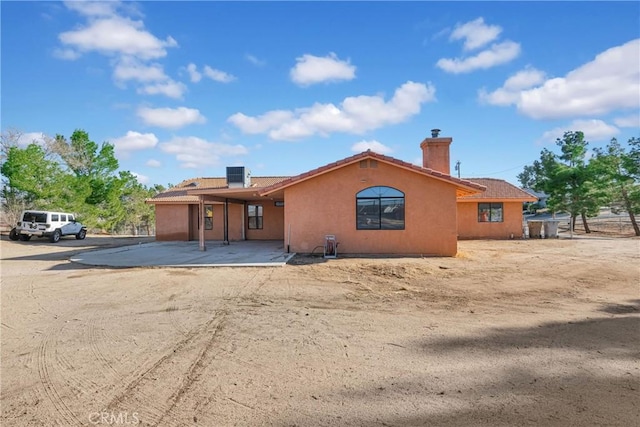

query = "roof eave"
[260,151,487,196]
[457,196,538,203]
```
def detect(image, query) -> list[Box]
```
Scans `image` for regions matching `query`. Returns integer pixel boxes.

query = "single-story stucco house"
[147,130,536,256]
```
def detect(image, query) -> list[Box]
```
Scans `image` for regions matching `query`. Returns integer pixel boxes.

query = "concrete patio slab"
[70,240,296,267]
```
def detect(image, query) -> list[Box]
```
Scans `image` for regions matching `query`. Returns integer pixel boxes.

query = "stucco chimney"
[420,129,452,174]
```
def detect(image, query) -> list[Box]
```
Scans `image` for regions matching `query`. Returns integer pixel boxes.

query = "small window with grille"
[205,205,213,230]
[478,203,503,222]
[248,205,263,229]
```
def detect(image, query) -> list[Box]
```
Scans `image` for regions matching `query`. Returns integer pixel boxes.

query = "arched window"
[356,186,405,230]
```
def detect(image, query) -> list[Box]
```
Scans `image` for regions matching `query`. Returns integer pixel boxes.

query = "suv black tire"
[76,229,87,240]
[9,228,19,241]
[50,229,61,243]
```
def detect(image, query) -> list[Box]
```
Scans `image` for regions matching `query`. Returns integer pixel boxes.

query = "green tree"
[1,143,64,209]
[49,130,121,229]
[2,128,163,236]
[1,130,49,225]
[592,137,640,236]
[50,130,118,177]
[518,131,604,232]
[116,172,159,235]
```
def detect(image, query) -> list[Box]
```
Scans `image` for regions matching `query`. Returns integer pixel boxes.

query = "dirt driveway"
[1,235,638,426]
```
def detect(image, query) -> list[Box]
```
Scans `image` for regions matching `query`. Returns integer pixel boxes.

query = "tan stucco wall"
[155,204,190,241]
[198,203,243,241]
[457,201,525,239]
[245,202,285,240]
[156,202,284,242]
[283,161,459,256]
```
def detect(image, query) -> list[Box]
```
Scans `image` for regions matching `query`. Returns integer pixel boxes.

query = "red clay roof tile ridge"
[260,150,487,195]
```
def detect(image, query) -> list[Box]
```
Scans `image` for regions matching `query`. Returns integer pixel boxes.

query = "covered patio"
[186,185,286,251]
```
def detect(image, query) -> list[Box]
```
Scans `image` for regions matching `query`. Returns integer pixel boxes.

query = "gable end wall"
[283,161,459,256]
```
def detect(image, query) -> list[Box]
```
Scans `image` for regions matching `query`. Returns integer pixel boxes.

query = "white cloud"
[203,66,236,83]
[185,64,236,83]
[137,80,187,99]
[436,40,521,74]
[539,119,619,144]
[437,18,519,74]
[226,110,294,134]
[113,57,167,83]
[186,63,201,83]
[146,159,162,168]
[131,172,150,184]
[228,81,435,141]
[517,39,640,119]
[112,131,158,156]
[351,140,393,154]
[450,17,502,51]
[478,67,547,105]
[290,53,356,86]
[63,0,120,17]
[137,106,206,129]
[111,58,186,99]
[614,114,640,128]
[57,4,182,100]
[159,136,248,169]
[245,54,266,67]
[52,48,82,60]
[16,132,47,147]
[58,16,178,60]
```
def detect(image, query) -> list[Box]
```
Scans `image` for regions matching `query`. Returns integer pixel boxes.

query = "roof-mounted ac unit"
[226,166,251,188]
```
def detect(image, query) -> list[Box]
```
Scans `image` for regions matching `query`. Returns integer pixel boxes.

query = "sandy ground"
[1,234,639,427]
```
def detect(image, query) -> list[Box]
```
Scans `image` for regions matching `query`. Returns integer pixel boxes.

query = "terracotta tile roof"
[457,178,538,201]
[147,187,196,204]
[260,151,486,197]
[147,176,290,204]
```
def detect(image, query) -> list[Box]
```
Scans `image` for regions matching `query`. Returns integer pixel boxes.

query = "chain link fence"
[560,214,635,236]
[524,210,637,238]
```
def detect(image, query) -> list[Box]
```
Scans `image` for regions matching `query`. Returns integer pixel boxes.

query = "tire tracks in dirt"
[29,269,103,425]
[186,270,324,423]
[100,269,272,425]
[156,269,279,425]
[150,315,226,426]
[84,311,185,420]
[104,309,227,425]
[165,293,190,337]
[36,313,85,426]
[87,314,122,380]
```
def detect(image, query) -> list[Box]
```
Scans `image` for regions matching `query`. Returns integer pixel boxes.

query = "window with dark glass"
[356,186,405,230]
[248,204,263,229]
[478,203,503,222]
[23,212,47,223]
[204,204,213,230]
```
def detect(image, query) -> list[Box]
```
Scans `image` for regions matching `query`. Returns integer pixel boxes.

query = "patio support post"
[223,198,229,245]
[198,196,206,251]
[242,201,246,241]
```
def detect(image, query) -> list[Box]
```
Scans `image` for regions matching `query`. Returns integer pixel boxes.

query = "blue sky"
[2,1,639,187]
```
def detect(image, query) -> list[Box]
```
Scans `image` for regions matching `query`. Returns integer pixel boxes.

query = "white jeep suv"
[9,210,87,243]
